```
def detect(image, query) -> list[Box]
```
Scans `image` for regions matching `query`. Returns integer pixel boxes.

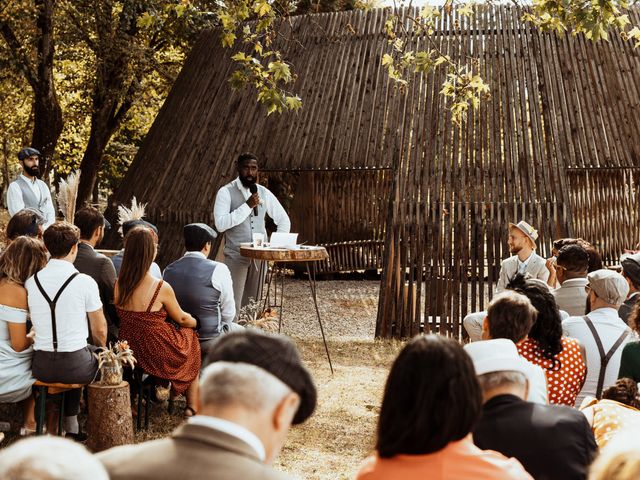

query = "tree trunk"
[86,382,134,452]
[76,117,112,209]
[32,0,63,179]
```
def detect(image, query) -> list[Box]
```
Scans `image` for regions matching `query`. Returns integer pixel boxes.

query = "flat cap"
[17,147,41,161]
[206,330,317,425]
[621,253,640,287]
[184,223,217,243]
[588,269,629,306]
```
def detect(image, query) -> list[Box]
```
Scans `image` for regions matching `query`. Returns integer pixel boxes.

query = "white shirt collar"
[47,258,78,271]
[184,251,206,259]
[20,173,38,185]
[188,416,266,461]
[234,177,250,192]
[518,251,534,266]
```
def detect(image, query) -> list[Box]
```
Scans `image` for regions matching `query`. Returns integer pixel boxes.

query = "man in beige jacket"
[98,330,317,480]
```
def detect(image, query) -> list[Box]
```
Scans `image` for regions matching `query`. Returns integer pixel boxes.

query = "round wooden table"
[240,245,333,373]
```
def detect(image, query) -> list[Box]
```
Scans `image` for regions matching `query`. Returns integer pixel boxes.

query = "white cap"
[464,339,531,377]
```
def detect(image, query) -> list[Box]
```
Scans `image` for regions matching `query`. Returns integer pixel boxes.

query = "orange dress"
[518,336,586,407]
[117,281,200,395]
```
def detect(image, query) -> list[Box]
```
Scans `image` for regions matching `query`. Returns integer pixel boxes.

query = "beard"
[510,244,522,254]
[24,165,40,177]
[239,175,256,188]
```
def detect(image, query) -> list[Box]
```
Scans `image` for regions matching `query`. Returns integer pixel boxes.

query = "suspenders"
[582,316,630,398]
[34,272,79,352]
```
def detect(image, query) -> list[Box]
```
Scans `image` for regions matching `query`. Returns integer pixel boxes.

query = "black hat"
[122,219,158,237]
[206,330,317,425]
[622,253,640,287]
[184,223,217,244]
[17,147,41,161]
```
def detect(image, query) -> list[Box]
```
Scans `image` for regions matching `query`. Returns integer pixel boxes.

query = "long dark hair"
[376,335,482,458]
[508,274,563,367]
[115,227,156,307]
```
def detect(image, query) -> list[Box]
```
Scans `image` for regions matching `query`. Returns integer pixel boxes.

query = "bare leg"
[21,395,36,429]
[185,375,200,416]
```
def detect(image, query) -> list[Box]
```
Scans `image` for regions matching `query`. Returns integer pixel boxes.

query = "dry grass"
[128,338,403,479]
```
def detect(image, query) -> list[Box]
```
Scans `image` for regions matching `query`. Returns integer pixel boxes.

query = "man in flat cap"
[619,252,640,324]
[213,153,290,314]
[464,220,549,341]
[164,223,239,363]
[111,219,162,279]
[6,147,55,227]
[99,330,316,480]
[562,269,632,406]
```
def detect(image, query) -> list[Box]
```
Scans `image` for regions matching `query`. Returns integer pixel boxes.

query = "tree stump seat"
[33,380,87,435]
[87,382,134,452]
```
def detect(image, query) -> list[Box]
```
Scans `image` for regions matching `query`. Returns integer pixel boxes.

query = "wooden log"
[86,382,134,453]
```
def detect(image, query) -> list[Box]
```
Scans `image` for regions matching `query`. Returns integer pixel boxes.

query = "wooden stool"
[34,381,85,436]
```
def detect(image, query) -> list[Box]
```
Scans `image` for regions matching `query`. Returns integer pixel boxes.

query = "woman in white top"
[0,236,48,432]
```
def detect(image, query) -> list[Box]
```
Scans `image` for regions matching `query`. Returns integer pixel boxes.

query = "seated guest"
[0,436,109,480]
[464,220,548,342]
[356,335,532,480]
[0,237,48,434]
[552,244,590,316]
[589,430,640,480]
[563,269,632,406]
[510,275,587,406]
[73,206,118,343]
[552,238,603,273]
[111,219,161,278]
[619,252,640,324]
[580,378,640,448]
[619,305,640,382]
[5,208,45,243]
[466,339,597,480]
[99,330,316,480]
[163,223,238,364]
[115,226,201,417]
[26,222,107,438]
[481,290,548,403]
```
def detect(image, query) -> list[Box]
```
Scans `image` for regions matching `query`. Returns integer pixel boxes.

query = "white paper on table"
[270,232,298,248]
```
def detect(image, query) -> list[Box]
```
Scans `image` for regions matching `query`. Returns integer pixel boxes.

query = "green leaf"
[268,61,292,83]
[285,95,303,111]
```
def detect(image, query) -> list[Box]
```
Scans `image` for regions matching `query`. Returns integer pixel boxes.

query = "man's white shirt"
[213,178,290,233]
[7,174,56,227]
[188,415,266,461]
[182,251,236,324]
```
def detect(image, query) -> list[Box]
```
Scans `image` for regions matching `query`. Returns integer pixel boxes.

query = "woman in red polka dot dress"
[115,227,201,417]
[510,276,587,407]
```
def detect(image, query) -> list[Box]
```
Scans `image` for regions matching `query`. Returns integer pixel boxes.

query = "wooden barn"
[105,5,640,339]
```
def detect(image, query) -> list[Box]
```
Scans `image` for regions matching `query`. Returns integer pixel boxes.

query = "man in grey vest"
[164,223,238,363]
[213,153,291,313]
[6,147,55,227]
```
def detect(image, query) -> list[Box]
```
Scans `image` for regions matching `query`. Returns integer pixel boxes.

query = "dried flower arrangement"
[238,298,279,333]
[94,341,137,386]
[56,170,81,223]
[117,196,147,236]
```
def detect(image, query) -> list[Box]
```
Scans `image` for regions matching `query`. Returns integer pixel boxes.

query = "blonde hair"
[590,431,640,480]
[0,236,48,285]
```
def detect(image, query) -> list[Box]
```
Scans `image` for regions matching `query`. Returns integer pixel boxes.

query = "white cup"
[252,233,265,247]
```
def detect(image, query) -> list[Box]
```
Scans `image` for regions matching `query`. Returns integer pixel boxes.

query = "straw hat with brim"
[464,339,531,378]
[509,221,539,246]
[205,330,317,425]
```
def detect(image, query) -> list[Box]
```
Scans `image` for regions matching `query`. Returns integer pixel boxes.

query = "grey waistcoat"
[224,183,267,254]
[15,177,50,217]
[163,256,222,339]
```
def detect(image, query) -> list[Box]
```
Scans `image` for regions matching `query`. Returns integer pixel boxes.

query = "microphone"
[249,183,258,216]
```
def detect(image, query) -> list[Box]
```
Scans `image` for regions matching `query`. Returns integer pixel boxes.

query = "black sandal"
[183,406,197,419]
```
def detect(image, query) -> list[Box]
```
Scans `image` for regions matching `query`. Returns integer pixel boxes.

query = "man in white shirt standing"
[27,222,108,438]
[6,147,56,228]
[164,223,240,364]
[214,153,291,313]
[464,220,549,341]
[562,269,632,407]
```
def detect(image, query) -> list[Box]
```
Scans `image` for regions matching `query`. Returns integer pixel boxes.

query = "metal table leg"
[306,262,334,374]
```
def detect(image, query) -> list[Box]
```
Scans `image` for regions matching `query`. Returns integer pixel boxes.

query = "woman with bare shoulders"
[115,227,200,417]
[0,236,48,433]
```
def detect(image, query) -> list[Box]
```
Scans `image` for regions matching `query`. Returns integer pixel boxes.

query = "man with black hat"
[111,219,162,279]
[163,223,238,363]
[619,252,640,324]
[213,153,290,313]
[98,330,316,480]
[6,147,55,227]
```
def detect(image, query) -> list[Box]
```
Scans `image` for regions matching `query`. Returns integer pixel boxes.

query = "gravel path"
[269,278,379,341]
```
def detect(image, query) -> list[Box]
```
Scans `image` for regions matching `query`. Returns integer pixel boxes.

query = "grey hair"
[0,437,108,480]
[478,371,527,392]
[201,361,293,413]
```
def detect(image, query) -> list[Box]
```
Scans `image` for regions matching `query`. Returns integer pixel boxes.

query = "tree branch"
[0,19,39,90]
